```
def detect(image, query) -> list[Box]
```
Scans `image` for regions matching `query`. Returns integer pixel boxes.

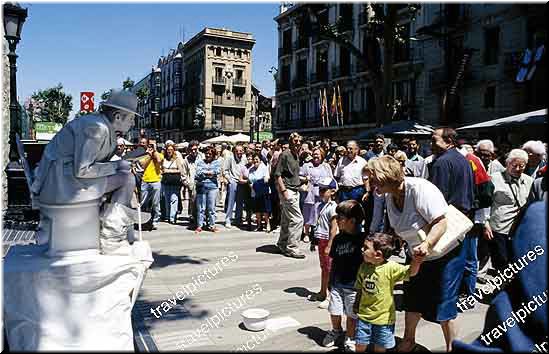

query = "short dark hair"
[189,140,199,148]
[336,200,365,225]
[435,127,458,146]
[367,233,395,260]
[374,134,385,140]
[387,143,399,151]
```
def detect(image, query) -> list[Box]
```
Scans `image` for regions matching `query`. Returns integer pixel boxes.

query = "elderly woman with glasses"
[483,149,534,271]
[366,155,466,352]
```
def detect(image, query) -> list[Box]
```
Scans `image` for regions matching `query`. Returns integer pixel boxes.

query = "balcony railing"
[332,65,351,78]
[293,38,308,51]
[310,71,328,83]
[212,76,225,85]
[277,81,290,92]
[213,97,246,107]
[292,76,308,89]
[234,78,247,87]
[278,46,292,57]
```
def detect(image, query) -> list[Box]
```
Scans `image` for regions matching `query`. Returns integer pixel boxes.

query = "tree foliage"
[306,3,421,126]
[30,84,73,125]
[136,86,149,101]
[122,77,135,90]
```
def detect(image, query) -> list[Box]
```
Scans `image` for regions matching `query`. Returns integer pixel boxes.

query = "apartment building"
[131,27,256,142]
[273,3,546,141]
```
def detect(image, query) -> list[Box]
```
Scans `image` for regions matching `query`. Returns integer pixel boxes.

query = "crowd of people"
[113,130,546,352]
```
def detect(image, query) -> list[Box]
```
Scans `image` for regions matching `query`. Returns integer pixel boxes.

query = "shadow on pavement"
[150,251,209,269]
[297,325,327,347]
[256,244,282,254]
[284,286,315,298]
[133,296,210,333]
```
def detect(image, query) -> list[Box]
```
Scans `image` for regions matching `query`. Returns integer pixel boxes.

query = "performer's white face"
[112,111,135,134]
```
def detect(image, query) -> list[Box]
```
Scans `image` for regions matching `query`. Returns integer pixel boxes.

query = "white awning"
[457,109,547,130]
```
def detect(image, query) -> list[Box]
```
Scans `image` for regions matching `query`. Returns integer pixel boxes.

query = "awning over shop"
[457,109,547,131]
[356,120,434,140]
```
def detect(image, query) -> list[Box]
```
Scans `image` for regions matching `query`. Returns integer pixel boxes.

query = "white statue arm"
[73,124,118,179]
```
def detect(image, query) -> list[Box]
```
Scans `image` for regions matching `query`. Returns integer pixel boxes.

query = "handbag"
[162,173,182,186]
[417,204,473,257]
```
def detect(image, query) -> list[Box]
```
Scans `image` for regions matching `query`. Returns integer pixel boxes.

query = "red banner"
[80,92,95,112]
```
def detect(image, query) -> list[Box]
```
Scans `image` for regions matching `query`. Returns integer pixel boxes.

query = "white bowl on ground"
[241,308,270,331]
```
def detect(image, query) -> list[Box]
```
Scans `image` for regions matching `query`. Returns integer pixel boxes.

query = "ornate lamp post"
[3,2,28,208]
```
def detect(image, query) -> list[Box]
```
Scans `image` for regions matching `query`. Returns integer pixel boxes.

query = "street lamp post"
[3,2,27,161]
[3,2,28,209]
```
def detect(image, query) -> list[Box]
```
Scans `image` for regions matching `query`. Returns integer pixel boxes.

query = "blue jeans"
[162,183,181,223]
[197,187,218,228]
[461,234,478,296]
[224,180,243,224]
[141,181,161,224]
[355,320,395,349]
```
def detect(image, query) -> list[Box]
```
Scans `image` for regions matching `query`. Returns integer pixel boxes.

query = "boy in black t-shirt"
[322,200,366,351]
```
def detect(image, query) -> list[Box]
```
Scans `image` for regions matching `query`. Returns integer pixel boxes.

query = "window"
[216,47,222,56]
[300,100,307,120]
[484,27,500,65]
[235,115,244,130]
[484,86,495,108]
[215,67,223,81]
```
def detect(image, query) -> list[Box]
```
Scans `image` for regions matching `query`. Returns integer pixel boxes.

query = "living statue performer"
[30,89,148,254]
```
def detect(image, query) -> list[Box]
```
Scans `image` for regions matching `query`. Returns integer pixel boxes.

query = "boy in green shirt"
[353,233,424,352]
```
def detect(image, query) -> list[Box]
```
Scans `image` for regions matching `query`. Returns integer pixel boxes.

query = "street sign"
[34,122,62,140]
[257,131,273,141]
[80,91,95,112]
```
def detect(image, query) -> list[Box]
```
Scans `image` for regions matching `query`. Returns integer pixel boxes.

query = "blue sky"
[16,2,279,117]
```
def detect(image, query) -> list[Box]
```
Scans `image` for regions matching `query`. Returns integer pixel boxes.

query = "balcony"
[293,38,308,51]
[304,117,321,128]
[292,76,308,89]
[234,78,247,87]
[310,71,328,83]
[212,97,246,107]
[212,76,225,86]
[277,81,290,93]
[332,65,351,79]
[278,46,292,57]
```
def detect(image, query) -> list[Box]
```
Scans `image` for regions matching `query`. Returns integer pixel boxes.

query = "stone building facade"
[273,3,546,141]
[132,27,256,142]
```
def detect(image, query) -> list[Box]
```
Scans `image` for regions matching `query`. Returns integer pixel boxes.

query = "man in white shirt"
[334,140,368,203]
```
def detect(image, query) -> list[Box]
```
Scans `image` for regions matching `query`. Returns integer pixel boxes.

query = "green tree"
[30,84,73,125]
[122,77,135,90]
[136,86,149,101]
[306,4,420,126]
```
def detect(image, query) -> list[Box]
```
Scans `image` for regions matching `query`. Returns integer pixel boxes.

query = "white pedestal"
[3,244,148,351]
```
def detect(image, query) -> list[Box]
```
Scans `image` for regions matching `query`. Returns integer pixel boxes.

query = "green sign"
[34,122,62,134]
[257,131,273,141]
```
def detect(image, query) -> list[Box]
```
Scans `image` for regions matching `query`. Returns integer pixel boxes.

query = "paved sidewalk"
[133,209,489,352]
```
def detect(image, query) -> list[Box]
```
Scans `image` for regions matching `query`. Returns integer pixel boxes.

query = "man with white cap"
[31,89,145,249]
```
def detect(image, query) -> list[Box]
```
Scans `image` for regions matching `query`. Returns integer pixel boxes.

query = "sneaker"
[307,293,326,302]
[322,329,344,347]
[318,298,330,309]
[195,227,202,233]
[344,338,356,352]
[286,250,306,259]
[224,221,232,229]
[211,226,219,233]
